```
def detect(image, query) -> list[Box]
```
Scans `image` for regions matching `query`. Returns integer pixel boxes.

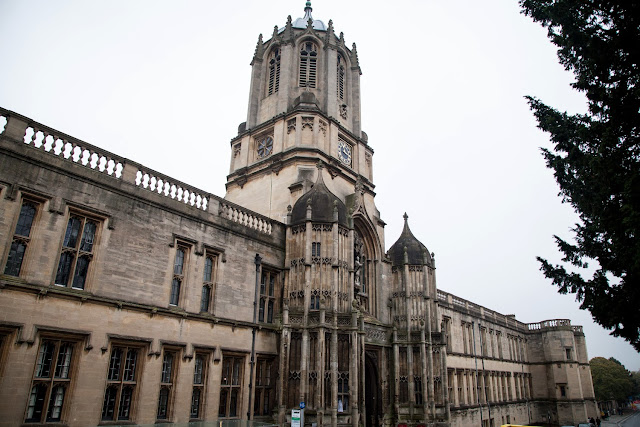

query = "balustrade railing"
[527,319,572,331]
[134,167,209,211]
[2,107,301,238]
[219,200,273,235]
[25,123,124,178]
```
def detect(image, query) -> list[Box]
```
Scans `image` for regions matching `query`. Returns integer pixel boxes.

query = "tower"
[224,1,377,242]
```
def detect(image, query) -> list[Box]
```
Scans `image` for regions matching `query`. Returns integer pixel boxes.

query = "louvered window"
[299,41,317,88]
[337,53,345,100]
[267,48,281,96]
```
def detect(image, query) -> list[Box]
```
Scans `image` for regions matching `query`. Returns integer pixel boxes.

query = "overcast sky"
[1,0,637,370]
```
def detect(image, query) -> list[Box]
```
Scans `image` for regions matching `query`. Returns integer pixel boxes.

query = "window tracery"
[26,338,77,423]
[5,200,38,277]
[55,213,99,290]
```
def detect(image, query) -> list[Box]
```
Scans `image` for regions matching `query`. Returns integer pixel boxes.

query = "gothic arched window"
[267,47,281,96]
[337,53,345,100]
[299,41,318,88]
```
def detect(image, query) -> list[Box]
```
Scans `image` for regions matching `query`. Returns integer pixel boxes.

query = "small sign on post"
[292,409,301,427]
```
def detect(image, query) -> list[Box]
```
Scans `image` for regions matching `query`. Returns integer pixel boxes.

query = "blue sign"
[300,402,305,409]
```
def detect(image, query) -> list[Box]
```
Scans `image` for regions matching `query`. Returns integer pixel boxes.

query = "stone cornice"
[226,149,377,202]
[231,108,372,153]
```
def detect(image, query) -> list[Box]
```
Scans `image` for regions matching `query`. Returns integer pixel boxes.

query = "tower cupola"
[292,1,327,30]
[243,1,362,134]
[387,213,433,267]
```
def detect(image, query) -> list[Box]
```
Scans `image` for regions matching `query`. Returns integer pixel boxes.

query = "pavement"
[601,410,640,426]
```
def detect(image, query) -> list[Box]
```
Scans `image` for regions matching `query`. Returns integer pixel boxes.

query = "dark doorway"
[365,351,381,427]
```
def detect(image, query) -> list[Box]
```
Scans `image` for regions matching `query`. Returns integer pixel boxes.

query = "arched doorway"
[365,350,381,427]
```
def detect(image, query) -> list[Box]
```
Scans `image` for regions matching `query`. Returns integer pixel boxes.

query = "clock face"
[338,140,352,165]
[257,136,273,158]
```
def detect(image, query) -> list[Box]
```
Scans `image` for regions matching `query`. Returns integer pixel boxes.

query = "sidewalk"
[601,409,639,426]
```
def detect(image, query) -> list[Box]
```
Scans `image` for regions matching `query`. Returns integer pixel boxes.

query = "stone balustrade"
[438,288,530,329]
[0,107,278,237]
[0,107,125,179]
[134,166,209,211]
[527,319,572,331]
[219,200,273,235]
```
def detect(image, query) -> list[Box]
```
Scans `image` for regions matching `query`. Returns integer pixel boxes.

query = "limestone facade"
[0,3,597,427]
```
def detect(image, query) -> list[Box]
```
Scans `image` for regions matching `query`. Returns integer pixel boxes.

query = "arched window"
[337,53,345,100]
[299,41,318,88]
[267,47,281,96]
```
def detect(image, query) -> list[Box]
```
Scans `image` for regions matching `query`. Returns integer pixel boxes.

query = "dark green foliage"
[590,357,634,402]
[632,370,640,397]
[520,0,640,351]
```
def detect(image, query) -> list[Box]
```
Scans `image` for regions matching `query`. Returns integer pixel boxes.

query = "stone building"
[0,3,598,427]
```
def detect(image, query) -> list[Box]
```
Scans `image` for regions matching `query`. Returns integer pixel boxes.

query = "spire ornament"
[252,34,264,63]
[282,15,295,43]
[325,19,335,46]
[351,42,360,69]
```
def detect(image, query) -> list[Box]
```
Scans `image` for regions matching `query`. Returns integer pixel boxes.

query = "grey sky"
[1,0,637,370]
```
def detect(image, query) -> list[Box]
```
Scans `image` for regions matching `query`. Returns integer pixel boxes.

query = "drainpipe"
[248,253,262,420]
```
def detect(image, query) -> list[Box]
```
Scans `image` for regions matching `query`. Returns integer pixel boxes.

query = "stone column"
[331,327,338,427]
[351,308,359,427]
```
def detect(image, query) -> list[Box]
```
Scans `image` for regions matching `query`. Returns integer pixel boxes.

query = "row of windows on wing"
[22,336,275,423]
[267,42,346,100]
[3,198,279,323]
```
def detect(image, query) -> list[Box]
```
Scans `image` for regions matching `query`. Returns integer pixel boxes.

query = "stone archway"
[365,350,381,427]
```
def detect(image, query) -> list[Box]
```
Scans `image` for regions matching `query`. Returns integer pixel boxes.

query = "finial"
[403,212,408,222]
[253,34,264,59]
[272,25,279,39]
[305,1,312,11]
[316,160,324,170]
[285,15,294,41]
[351,42,360,67]
[325,19,335,45]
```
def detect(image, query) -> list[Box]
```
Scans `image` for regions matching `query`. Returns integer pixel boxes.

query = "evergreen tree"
[519,0,640,350]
